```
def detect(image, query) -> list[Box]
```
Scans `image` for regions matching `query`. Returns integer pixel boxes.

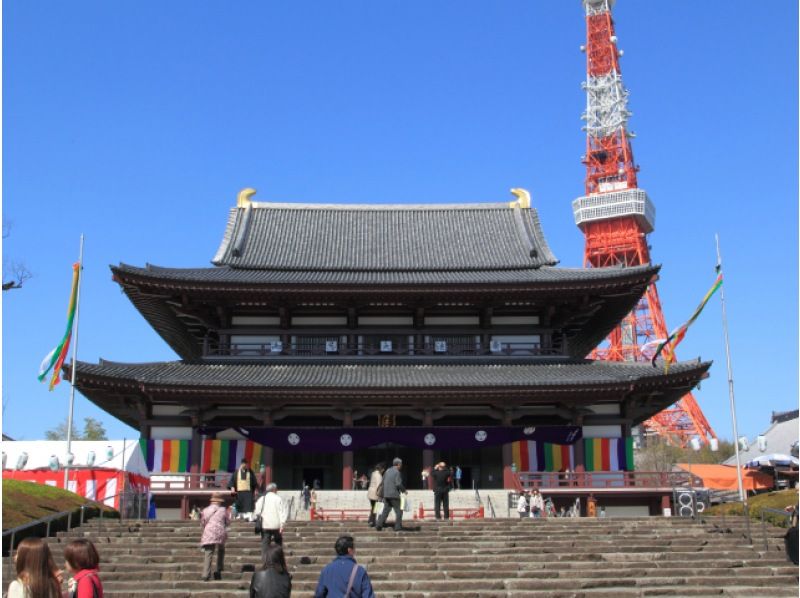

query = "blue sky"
[3,1,797,444]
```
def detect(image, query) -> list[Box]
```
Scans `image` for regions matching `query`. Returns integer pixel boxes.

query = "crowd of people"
[195,457,378,596]
[8,457,468,598]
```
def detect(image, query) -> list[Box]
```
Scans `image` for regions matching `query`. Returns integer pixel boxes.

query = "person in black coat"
[250,544,292,598]
[430,462,452,520]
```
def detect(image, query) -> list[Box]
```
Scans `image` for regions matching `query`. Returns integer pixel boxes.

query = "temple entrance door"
[302,468,325,490]
[357,443,422,490]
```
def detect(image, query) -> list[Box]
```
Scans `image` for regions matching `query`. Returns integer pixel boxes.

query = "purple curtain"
[199,425,582,453]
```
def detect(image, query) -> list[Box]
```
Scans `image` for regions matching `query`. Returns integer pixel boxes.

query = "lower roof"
[75,358,707,389]
[70,358,711,429]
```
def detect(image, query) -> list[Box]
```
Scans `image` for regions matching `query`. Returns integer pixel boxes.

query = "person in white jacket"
[517,491,530,519]
[253,483,287,561]
[530,489,545,518]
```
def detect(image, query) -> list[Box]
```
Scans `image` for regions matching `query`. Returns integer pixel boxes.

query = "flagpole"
[715,234,746,505]
[64,234,85,487]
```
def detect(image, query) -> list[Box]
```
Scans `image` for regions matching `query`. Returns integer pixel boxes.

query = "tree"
[45,417,108,441]
[634,436,736,471]
[2,221,32,291]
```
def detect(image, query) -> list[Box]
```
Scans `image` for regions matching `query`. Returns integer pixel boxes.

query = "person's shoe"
[375,526,383,531]
[202,577,210,582]
[213,571,221,581]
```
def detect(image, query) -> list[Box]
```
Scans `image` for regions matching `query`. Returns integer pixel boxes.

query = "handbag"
[71,573,101,598]
[254,495,267,535]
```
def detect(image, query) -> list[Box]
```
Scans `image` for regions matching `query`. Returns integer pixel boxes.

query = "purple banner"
[199,426,582,453]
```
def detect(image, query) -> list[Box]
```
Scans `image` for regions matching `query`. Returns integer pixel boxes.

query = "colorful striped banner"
[139,439,267,473]
[511,438,634,472]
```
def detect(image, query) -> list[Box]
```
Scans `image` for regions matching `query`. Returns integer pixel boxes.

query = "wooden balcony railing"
[515,470,699,491]
[205,341,562,358]
[150,472,232,493]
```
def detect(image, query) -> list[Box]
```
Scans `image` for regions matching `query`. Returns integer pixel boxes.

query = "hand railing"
[758,507,792,551]
[486,495,497,519]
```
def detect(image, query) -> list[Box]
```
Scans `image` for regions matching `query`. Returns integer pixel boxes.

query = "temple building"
[70,188,709,493]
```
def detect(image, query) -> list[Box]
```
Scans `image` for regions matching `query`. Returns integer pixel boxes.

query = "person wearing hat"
[200,492,231,581]
[375,457,407,532]
[430,462,452,520]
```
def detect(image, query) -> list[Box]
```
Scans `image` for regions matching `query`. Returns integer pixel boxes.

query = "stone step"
[6,517,794,598]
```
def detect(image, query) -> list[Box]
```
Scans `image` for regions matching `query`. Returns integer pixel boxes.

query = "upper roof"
[211,198,558,272]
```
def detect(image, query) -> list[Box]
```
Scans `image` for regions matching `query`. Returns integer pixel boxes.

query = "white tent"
[2,440,149,510]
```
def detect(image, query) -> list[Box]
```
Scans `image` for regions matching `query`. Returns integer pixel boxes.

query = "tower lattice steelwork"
[572,0,716,446]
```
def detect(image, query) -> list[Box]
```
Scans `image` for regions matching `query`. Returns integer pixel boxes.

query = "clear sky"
[2,1,797,445]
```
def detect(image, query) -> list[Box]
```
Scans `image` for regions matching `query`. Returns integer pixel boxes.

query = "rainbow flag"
[583,437,634,471]
[37,263,81,390]
[140,439,193,473]
[201,439,264,473]
[511,438,634,472]
[652,272,723,373]
[512,441,575,471]
[139,439,266,473]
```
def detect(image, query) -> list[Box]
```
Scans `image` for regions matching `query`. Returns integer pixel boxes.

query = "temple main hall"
[70,188,709,492]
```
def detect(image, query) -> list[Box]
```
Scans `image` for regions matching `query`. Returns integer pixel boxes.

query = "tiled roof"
[74,358,709,390]
[211,201,558,271]
[723,415,800,465]
[114,262,657,287]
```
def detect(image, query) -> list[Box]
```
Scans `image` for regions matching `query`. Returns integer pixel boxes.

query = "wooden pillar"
[572,414,585,484]
[261,411,274,486]
[423,410,434,489]
[502,410,515,489]
[342,410,354,490]
[189,413,203,489]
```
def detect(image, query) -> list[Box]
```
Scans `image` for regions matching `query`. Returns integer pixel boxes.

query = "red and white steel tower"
[572,0,716,446]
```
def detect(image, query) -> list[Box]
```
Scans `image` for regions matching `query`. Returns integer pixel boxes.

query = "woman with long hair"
[249,543,291,597]
[7,537,62,598]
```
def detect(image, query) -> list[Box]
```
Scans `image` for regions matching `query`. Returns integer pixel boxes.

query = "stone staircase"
[308,489,490,518]
[4,517,797,597]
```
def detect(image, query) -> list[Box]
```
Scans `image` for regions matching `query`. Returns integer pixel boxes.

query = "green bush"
[706,489,797,528]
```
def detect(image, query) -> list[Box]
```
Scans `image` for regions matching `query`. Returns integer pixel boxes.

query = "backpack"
[72,572,101,598]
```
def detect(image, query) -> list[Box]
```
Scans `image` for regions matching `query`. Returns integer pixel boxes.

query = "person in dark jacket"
[250,544,291,598]
[229,458,258,519]
[314,535,374,598]
[430,461,451,520]
[375,457,407,531]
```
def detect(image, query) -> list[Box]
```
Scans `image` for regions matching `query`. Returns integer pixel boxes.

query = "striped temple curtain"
[511,438,634,472]
[139,439,266,473]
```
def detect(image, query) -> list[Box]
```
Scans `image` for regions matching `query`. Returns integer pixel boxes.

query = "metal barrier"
[311,508,371,521]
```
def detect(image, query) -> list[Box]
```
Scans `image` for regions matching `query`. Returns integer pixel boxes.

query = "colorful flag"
[652,272,723,373]
[37,263,81,390]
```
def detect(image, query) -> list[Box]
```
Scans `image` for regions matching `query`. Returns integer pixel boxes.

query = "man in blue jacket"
[314,535,375,598]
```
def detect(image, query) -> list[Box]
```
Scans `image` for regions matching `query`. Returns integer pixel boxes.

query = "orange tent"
[676,464,773,491]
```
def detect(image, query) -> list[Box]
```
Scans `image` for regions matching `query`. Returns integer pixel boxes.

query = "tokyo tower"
[571,0,716,446]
